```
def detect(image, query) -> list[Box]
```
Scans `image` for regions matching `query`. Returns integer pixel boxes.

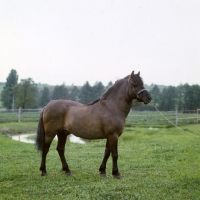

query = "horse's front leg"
[108,134,122,179]
[99,139,110,177]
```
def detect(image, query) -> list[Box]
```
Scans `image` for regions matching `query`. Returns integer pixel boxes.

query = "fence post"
[175,110,178,125]
[18,107,21,123]
[197,109,199,124]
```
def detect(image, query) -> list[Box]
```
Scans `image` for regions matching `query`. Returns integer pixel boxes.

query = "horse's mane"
[86,76,129,106]
[87,98,101,106]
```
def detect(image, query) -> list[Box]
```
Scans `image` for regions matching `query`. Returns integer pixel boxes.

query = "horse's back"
[46,99,81,108]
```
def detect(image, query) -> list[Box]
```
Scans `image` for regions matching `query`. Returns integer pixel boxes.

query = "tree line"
[0,69,112,109]
[1,69,200,111]
[148,84,200,111]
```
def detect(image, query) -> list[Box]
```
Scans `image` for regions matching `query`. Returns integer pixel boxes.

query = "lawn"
[0,123,200,199]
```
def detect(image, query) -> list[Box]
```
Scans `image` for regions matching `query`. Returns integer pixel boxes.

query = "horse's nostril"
[147,96,152,101]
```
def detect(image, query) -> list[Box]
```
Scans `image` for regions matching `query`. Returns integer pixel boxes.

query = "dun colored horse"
[36,71,152,179]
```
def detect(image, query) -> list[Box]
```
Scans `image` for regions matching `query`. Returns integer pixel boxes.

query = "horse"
[35,71,152,179]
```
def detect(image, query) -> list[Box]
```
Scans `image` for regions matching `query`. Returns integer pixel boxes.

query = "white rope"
[151,103,199,138]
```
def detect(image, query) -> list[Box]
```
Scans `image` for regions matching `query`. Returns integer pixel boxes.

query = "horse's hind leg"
[40,138,53,176]
[56,131,71,176]
[99,139,111,177]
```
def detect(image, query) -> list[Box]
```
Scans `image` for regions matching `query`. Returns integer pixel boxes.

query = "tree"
[1,69,18,109]
[92,82,105,100]
[159,86,176,111]
[39,87,50,107]
[79,81,93,104]
[180,84,200,110]
[191,85,200,109]
[176,84,184,111]
[69,85,80,101]
[52,84,68,100]
[150,85,160,107]
[13,78,38,108]
[106,81,113,89]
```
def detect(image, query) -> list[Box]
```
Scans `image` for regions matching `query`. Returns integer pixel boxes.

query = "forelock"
[135,74,144,85]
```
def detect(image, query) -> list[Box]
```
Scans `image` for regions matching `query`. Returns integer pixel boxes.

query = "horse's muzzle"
[144,94,152,104]
[137,92,152,104]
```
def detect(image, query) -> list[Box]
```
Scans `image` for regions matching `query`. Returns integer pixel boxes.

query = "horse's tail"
[35,109,45,152]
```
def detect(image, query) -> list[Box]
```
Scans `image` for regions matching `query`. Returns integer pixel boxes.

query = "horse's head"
[128,71,152,104]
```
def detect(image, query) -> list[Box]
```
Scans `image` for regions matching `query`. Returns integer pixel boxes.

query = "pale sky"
[0,0,200,86]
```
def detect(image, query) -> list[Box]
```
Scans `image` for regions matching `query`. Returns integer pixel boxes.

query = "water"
[12,133,36,144]
[11,133,85,144]
[148,127,159,130]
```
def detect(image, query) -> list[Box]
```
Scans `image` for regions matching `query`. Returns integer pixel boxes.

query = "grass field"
[0,122,200,199]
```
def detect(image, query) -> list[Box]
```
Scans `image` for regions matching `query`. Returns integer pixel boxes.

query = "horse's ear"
[131,71,134,78]
[138,71,140,76]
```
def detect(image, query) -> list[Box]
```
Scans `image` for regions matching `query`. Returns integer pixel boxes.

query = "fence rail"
[126,109,200,126]
[0,108,199,125]
[0,108,41,123]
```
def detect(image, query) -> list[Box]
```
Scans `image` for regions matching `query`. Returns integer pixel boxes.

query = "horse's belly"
[65,114,106,139]
[71,129,105,139]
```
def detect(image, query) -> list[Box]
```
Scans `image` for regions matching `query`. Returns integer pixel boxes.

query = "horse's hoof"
[41,172,47,176]
[100,173,107,178]
[113,174,122,179]
[65,171,72,176]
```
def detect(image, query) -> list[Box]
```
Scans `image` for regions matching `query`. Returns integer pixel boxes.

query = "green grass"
[0,122,38,135]
[0,123,200,199]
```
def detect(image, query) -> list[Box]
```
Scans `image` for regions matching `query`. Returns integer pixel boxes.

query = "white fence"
[0,108,41,123]
[126,109,200,126]
[0,108,200,125]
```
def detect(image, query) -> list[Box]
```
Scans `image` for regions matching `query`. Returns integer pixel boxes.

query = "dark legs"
[99,135,122,179]
[56,132,71,176]
[110,135,121,179]
[40,131,121,178]
[39,131,71,176]
[99,140,111,177]
[40,141,52,176]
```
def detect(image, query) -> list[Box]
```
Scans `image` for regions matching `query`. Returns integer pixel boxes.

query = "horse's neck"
[101,78,133,118]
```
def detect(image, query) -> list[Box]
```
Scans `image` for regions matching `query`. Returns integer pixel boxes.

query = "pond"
[148,127,159,130]
[11,133,86,144]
